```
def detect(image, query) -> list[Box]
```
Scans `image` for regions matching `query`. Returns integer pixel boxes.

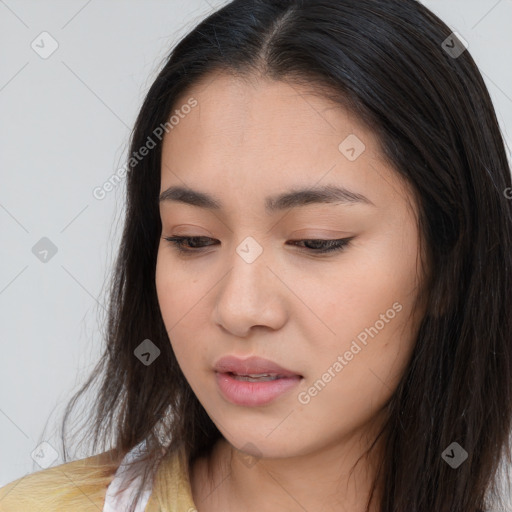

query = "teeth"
[231,373,282,382]
[242,373,275,377]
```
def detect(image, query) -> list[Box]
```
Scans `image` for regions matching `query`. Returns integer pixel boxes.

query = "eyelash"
[163,236,354,255]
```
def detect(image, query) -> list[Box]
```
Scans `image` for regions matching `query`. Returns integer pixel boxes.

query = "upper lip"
[214,355,302,377]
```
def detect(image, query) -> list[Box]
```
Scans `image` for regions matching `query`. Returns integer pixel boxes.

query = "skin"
[155,71,428,512]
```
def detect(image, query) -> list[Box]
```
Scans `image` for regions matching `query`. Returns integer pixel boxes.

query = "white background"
[1,0,511,503]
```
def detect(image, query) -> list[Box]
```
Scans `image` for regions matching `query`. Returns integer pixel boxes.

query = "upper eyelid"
[163,235,355,247]
[166,235,349,241]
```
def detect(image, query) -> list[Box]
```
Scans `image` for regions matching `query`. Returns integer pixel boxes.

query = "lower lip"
[215,372,302,407]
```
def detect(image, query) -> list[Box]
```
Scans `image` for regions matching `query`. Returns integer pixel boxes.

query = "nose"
[212,247,288,338]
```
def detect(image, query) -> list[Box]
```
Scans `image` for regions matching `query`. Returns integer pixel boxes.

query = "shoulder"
[143,444,197,512]
[0,450,119,512]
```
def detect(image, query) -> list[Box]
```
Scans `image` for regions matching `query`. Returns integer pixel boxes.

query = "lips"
[213,355,302,378]
[214,355,303,407]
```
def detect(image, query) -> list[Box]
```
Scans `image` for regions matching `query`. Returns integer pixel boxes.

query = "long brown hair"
[56,1,512,511]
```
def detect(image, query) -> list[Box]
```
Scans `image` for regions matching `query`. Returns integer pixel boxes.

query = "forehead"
[160,72,414,216]
[166,72,365,149]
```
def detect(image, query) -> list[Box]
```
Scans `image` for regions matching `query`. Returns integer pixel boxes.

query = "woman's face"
[155,71,427,459]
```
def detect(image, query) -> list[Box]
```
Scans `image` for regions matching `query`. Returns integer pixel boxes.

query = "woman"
[1,0,510,511]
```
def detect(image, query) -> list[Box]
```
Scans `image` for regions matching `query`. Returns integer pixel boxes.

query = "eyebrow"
[158,184,375,213]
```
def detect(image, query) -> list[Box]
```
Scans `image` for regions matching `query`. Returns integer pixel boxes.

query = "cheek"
[155,247,204,319]
[336,230,420,334]
[155,251,205,363]
[294,243,418,348]
[294,309,417,447]
[294,231,421,396]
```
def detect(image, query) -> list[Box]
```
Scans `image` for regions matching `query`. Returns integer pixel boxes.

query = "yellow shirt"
[0,445,197,511]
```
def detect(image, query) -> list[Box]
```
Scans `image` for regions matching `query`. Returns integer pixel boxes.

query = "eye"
[287,238,354,254]
[163,236,218,253]
[163,236,354,255]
